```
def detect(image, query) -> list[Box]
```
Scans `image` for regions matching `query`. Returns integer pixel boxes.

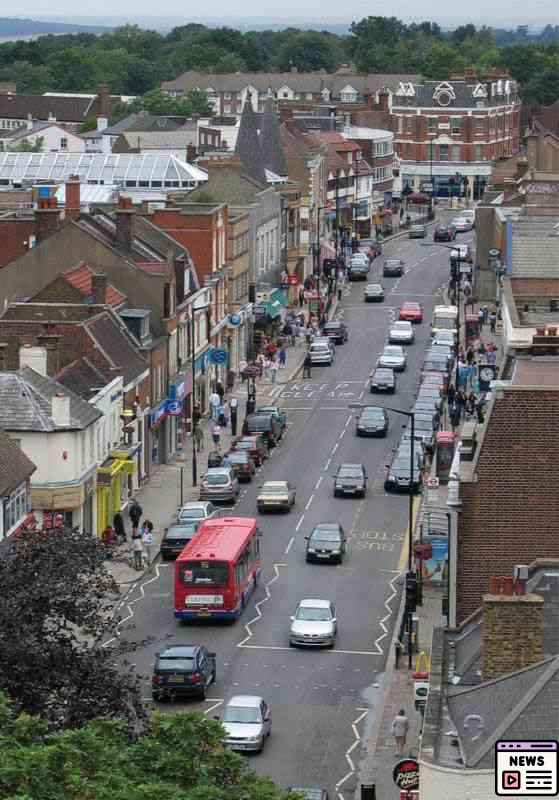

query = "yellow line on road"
[397,495,421,572]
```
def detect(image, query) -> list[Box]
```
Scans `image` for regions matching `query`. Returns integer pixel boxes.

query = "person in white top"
[269,359,279,384]
[209,391,220,420]
[141,522,154,565]
[391,709,410,756]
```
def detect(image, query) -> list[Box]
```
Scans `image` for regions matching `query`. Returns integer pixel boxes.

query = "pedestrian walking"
[270,359,279,384]
[456,389,466,418]
[466,346,475,366]
[489,310,497,333]
[230,397,239,437]
[303,351,312,379]
[278,347,287,368]
[194,424,204,452]
[212,424,221,449]
[113,511,126,544]
[487,344,497,365]
[193,403,202,429]
[226,369,235,392]
[215,381,225,402]
[467,392,477,417]
[299,286,305,307]
[132,535,144,571]
[481,305,489,326]
[449,403,461,431]
[478,307,484,327]
[239,358,248,383]
[209,390,220,420]
[218,401,228,427]
[391,709,410,757]
[141,521,154,565]
[129,498,143,536]
[447,383,456,406]
[263,356,271,381]
[476,400,485,424]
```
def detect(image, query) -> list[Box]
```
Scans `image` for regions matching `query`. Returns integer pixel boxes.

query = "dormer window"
[433,82,456,107]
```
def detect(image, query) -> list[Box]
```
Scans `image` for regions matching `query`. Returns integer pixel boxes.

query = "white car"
[289,599,337,648]
[389,320,415,345]
[350,252,369,266]
[378,344,407,372]
[177,501,220,523]
[461,209,475,228]
[308,341,334,365]
[432,329,456,347]
[452,216,473,233]
[220,695,272,753]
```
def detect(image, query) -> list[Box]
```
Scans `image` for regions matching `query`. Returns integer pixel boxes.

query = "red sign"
[393,759,420,791]
[287,274,299,286]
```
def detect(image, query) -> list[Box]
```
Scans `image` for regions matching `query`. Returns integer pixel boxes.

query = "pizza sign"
[393,759,420,791]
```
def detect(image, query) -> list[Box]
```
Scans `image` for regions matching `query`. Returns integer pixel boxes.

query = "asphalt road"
[115,217,474,798]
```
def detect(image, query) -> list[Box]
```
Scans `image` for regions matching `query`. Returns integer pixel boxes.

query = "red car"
[399,301,423,323]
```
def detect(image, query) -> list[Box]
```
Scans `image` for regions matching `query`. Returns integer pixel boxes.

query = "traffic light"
[405,572,419,612]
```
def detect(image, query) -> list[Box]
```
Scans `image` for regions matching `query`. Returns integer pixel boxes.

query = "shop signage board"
[393,759,420,792]
[209,348,228,365]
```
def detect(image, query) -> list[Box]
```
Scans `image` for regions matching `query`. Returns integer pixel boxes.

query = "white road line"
[103,559,168,647]
[358,390,364,400]
[269,385,283,398]
[285,536,295,555]
[338,430,345,440]
[203,698,224,716]
[315,476,323,490]
[345,414,352,427]
[295,514,305,532]
[324,458,332,471]
[305,494,315,510]
[238,644,384,655]
[237,563,286,648]
[336,708,369,797]
[331,442,339,453]
[373,572,401,654]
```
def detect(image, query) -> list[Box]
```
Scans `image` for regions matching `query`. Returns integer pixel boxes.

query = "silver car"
[308,341,334,366]
[176,501,220,523]
[220,695,272,752]
[378,345,407,372]
[199,468,240,504]
[364,283,385,302]
[289,598,337,648]
[389,320,414,345]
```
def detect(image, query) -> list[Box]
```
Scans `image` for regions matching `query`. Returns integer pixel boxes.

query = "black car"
[152,644,216,701]
[383,258,405,277]
[161,520,200,560]
[322,320,349,344]
[434,224,456,242]
[305,522,347,564]
[347,262,369,281]
[333,463,368,497]
[356,406,389,437]
[243,413,282,447]
[384,450,423,494]
[370,367,396,393]
[364,283,385,302]
[222,450,256,482]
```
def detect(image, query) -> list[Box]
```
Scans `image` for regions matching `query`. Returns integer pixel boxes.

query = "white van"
[461,209,475,228]
[431,305,458,339]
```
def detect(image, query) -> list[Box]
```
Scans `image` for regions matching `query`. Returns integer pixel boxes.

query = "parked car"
[389,320,414,345]
[152,644,216,701]
[384,450,423,494]
[257,480,296,513]
[413,400,441,427]
[383,258,405,277]
[402,413,437,449]
[432,330,457,347]
[243,413,282,447]
[177,500,219,524]
[220,695,272,753]
[370,367,396,393]
[308,340,334,366]
[378,345,407,372]
[422,354,450,375]
[350,252,369,266]
[399,301,423,323]
[355,406,389,437]
[322,320,349,344]
[305,523,346,564]
[417,388,444,413]
[161,520,200,560]
[461,209,475,228]
[409,224,426,239]
[362,238,382,259]
[333,463,368,497]
[347,261,369,281]
[199,467,240,504]
[364,283,385,302]
[287,788,329,799]
[434,224,456,242]
[231,434,268,466]
[452,216,474,233]
[426,344,454,364]
[255,405,287,433]
[289,599,337,648]
[223,450,256,482]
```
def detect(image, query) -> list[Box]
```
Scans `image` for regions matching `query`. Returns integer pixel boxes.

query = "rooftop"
[0,428,36,497]
[63,263,126,307]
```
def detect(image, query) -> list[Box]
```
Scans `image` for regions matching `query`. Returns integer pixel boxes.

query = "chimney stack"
[19,344,47,376]
[64,174,81,221]
[115,196,134,252]
[482,570,544,681]
[26,112,34,132]
[378,89,390,113]
[96,115,108,132]
[51,393,71,428]
[97,82,110,118]
[91,272,108,305]
[36,333,61,375]
[35,197,61,243]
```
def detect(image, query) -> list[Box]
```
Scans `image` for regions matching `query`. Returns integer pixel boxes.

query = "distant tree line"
[0,18,558,106]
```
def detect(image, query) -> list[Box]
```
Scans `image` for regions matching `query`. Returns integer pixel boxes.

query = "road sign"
[228,313,242,326]
[393,759,420,792]
[426,476,440,504]
[209,348,228,365]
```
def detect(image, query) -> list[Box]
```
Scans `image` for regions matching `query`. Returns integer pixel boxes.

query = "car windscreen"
[246,417,270,431]
[384,260,401,266]
[310,344,330,352]
[338,468,363,479]
[227,453,247,463]
[323,324,341,331]
[311,529,341,542]
[224,706,261,724]
[180,560,229,586]
[384,348,402,357]
[166,524,198,540]
[433,318,456,330]
[178,508,205,519]
[157,657,195,671]
[296,607,331,621]
[360,410,384,420]
[204,474,229,485]
[374,370,393,379]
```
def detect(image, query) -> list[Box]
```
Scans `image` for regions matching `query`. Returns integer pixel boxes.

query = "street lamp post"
[189,299,211,487]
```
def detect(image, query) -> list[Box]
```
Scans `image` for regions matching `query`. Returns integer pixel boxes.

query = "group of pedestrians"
[103,499,154,571]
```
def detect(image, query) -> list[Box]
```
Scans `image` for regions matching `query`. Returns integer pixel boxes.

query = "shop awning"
[97,454,136,486]
[264,299,283,319]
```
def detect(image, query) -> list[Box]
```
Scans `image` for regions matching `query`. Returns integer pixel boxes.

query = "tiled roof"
[84,311,147,388]
[134,261,168,275]
[63,263,126,307]
[235,97,267,184]
[117,129,197,150]
[0,428,36,496]
[260,97,288,177]
[393,79,518,109]
[102,113,189,136]
[511,234,559,278]
[0,94,94,122]
[56,357,112,401]
[510,277,559,295]
[189,167,266,205]
[0,368,102,432]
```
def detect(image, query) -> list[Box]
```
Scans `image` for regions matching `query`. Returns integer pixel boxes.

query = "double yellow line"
[397,495,422,572]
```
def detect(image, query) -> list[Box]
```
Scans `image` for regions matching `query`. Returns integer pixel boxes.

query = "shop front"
[31,468,97,535]
[169,370,193,446]
[193,349,211,412]
[96,447,138,537]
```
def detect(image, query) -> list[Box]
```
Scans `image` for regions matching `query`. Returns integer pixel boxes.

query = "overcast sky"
[13,0,559,25]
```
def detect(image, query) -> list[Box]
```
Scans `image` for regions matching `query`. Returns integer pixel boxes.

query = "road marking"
[331,442,339,453]
[336,708,369,797]
[269,385,283,398]
[373,572,401,654]
[397,494,421,572]
[237,563,286,648]
[238,644,384,655]
[305,494,315,511]
[324,458,332,471]
[295,514,305,532]
[281,407,313,411]
[203,698,224,716]
[345,414,352,427]
[285,536,295,555]
[103,559,169,647]
[338,430,345,440]
[315,476,323,489]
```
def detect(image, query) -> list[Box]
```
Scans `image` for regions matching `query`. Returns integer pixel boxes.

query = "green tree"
[0,526,143,731]
[522,64,559,104]
[120,88,212,119]
[422,41,466,79]
[0,60,53,93]
[214,53,247,73]
[13,136,44,152]
[274,31,340,72]
[0,696,293,800]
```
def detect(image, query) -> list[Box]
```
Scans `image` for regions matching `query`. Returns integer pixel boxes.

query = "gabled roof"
[84,311,148,388]
[56,356,113,402]
[0,428,36,496]
[188,166,267,205]
[116,129,197,150]
[235,95,267,184]
[6,121,83,143]
[63,263,126,307]
[260,97,288,177]
[102,113,189,136]
[0,367,102,432]
[0,94,95,122]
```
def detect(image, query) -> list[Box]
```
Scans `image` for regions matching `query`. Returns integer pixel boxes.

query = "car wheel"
[334,489,340,498]
[210,668,217,685]
[198,683,207,701]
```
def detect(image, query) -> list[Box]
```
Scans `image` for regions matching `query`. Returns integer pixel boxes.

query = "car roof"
[180,501,209,510]
[392,320,412,326]
[366,283,383,288]
[338,463,364,470]
[361,405,385,413]
[324,321,342,327]
[299,598,331,608]
[227,694,264,707]
[374,367,394,374]
[160,645,199,657]
[384,258,403,263]
[167,521,198,532]
[313,522,342,530]
[402,301,421,307]
[257,405,280,411]
[206,467,232,475]
[384,345,404,352]
[262,480,289,488]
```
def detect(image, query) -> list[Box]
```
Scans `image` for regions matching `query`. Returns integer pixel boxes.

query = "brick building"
[391,71,521,199]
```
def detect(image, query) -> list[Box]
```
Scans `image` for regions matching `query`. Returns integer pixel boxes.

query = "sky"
[10,0,559,26]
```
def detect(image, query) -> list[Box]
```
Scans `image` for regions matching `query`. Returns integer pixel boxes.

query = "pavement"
[105,210,468,797]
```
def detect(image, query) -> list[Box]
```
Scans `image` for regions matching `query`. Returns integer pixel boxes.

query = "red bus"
[174,517,261,622]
